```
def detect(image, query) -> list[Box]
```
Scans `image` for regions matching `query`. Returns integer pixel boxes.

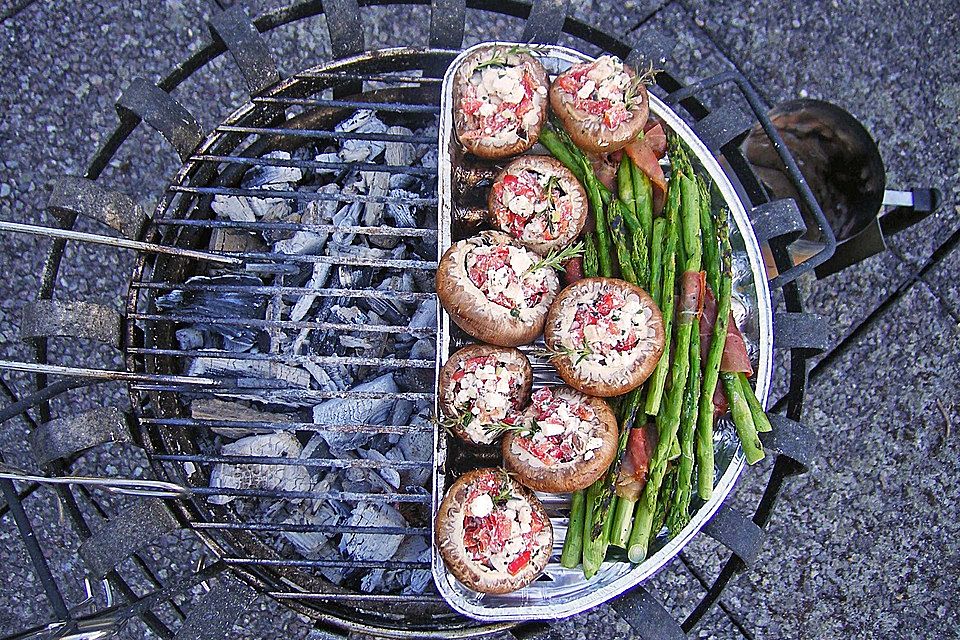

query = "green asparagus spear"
[698,176,720,295]
[648,218,666,305]
[739,372,772,432]
[722,372,765,463]
[696,216,732,500]
[667,326,701,534]
[609,202,638,284]
[561,489,586,568]
[584,232,599,279]
[582,479,609,578]
[632,162,653,252]
[539,127,587,185]
[643,178,681,416]
[619,155,637,219]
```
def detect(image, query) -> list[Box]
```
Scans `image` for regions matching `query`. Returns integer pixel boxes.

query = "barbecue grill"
[0,2,852,638]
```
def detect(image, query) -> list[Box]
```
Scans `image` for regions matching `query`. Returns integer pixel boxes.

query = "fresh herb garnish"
[474,45,532,71]
[535,342,594,365]
[624,61,660,110]
[483,418,540,439]
[528,241,585,273]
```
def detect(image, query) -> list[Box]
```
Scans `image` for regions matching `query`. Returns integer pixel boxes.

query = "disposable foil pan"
[431,43,773,621]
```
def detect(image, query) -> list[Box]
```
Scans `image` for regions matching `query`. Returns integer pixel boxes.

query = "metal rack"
[0,2,835,639]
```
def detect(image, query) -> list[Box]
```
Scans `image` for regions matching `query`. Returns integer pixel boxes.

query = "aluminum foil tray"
[432,43,773,621]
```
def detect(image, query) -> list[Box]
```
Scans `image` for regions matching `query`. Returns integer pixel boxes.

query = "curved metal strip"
[610,586,686,640]
[761,414,816,472]
[521,0,570,45]
[692,102,755,154]
[703,504,764,568]
[79,499,179,578]
[174,574,258,640]
[773,311,830,353]
[47,176,148,240]
[115,78,204,162]
[321,0,364,59]
[21,300,122,347]
[209,6,281,96]
[429,0,466,48]
[31,407,131,467]
[749,199,806,246]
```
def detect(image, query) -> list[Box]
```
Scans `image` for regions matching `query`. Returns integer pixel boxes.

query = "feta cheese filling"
[511,387,605,467]
[555,55,638,131]
[493,167,575,245]
[460,472,548,575]
[449,354,526,445]
[464,243,555,323]
[458,51,547,148]
[553,283,659,378]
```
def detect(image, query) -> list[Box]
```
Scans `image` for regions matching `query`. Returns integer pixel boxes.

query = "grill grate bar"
[214,125,434,144]
[189,153,437,176]
[131,280,436,301]
[141,417,432,435]
[269,592,443,603]
[130,384,434,401]
[191,487,430,503]
[294,71,442,84]
[252,96,440,113]
[223,558,430,569]
[153,218,438,237]
[168,185,437,206]
[128,348,435,370]
[191,521,430,535]
[153,453,430,470]
[130,313,437,335]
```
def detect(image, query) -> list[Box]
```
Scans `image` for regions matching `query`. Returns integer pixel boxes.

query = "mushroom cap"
[487,155,589,256]
[549,57,649,155]
[438,344,533,446]
[435,468,553,594]
[436,231,560,347]
[453,45,550,159]
[502,386,618,493]
[544,277,665,397]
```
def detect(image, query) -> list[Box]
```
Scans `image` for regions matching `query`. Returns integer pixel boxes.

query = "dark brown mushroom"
[549,56,649,155]
[435,231,560,347]
[453,45,549,159]
[543,277,664,397]
[502,386,618,493]
[438,344,533,446]
[435,468,553,594]
[487,155,588,256]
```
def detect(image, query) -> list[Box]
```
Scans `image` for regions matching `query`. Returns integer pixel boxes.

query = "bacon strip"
[563,257,584,285]
[679,270,706,319]
[699,287,753,376]
[624,122,668,214]
[615,423,658,501]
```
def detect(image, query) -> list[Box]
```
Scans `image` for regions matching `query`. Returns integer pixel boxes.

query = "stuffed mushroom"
[549,55,649,154]
[502,386,617,493]
[436,231,560,347]
[435,468,553,594]
[453,45,549,159]
[438,344,533,446]
[487,155,588,256]
[544,277,664,397]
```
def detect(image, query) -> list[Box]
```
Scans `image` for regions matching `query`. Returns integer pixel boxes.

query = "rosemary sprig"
[535,342,594,365]
[624,61,660,110]
[474,45,532,71]
[483,417,540,440]
[528,241,585,273]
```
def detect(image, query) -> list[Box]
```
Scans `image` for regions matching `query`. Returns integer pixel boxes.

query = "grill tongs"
[0,461,191,500]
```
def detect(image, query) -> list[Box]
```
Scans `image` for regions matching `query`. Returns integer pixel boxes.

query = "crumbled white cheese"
[469,493,494,518]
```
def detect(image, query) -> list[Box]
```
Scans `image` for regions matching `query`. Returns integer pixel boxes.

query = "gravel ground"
[0,1,957,638]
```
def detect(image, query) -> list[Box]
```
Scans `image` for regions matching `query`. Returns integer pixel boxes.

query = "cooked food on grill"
[438,344,533,446]
[502,386,617,493]
[453,44,549,159]
[487,155,588,256]
[549,55,649,154]
[543,277,664,397]
[436,231,561,347]
[435,468,553,594]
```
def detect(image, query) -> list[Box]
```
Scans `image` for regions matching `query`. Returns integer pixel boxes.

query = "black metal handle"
[879,187,942,236]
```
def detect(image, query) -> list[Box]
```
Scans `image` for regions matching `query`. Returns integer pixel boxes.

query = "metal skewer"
[0,220,242,266]
[0,464,192,500]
